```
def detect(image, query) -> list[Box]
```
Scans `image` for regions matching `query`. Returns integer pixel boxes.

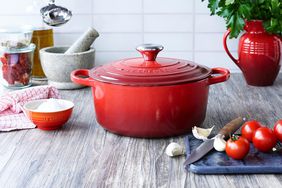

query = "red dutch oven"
[71,44,230,138]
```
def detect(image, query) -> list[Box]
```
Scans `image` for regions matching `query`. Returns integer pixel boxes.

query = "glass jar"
[0,28,33,48]
[31,28,54,80]
[0,44,36,89]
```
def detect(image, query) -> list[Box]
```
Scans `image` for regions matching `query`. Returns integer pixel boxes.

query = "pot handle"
[71,69,94,87]
[223,29,240,68]
[208,68,230,85]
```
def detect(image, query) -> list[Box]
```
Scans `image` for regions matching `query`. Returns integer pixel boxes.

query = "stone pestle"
[64,27,99,54]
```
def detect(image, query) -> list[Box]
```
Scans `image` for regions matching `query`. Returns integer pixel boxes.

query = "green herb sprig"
[202,0,282,38]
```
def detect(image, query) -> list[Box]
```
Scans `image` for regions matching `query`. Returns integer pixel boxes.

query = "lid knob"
[136,44,164,61]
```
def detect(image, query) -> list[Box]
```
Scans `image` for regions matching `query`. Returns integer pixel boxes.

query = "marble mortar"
[39,46,95,89]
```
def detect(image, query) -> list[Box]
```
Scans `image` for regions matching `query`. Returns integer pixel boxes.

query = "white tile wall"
[93,0,142,14]
[144,15,193,32]
[0,0,241,72]
[93,15,143,32]
[144,33,193,51]
[55,15,93,33]
[194,52,238,70]
[143,0,193,13]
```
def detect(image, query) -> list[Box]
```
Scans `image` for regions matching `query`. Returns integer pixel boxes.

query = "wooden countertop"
[1,74,282,187]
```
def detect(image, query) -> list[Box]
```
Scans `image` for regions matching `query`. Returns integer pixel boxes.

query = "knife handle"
[218,117,244,139]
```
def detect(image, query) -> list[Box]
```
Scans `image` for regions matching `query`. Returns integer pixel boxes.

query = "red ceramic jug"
[223,20,281,86]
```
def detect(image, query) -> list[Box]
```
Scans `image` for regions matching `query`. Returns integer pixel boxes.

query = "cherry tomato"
[274,120,282,142]
[241,120,262,142]
[252,127,277,152]
[226,135,250,160]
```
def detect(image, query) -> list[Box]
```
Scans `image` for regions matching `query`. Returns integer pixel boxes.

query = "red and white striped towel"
[0,86,60,131]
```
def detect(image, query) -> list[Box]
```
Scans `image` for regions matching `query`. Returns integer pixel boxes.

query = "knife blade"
[184,117,244,166]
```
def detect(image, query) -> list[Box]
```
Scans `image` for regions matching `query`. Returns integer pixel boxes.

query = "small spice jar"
[31,28,54,80]
[0,28,36,88]
[0,44,36,89]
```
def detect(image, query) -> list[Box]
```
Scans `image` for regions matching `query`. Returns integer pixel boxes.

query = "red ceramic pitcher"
[223,20,281,86]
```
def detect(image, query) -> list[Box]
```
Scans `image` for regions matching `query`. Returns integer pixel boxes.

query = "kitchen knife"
[184,117,244,166]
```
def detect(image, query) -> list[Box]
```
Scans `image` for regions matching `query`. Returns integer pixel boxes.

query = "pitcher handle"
[223,29,240,68]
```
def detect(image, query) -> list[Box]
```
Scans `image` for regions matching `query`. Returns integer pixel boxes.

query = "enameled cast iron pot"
[71,44,230,138]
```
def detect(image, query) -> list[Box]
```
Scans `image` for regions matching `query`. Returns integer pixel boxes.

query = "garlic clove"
[192,126,214,140]
[165,142,185,157]
[213,135,226,152]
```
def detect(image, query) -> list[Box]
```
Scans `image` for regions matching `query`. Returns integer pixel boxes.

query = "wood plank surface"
[0,74,282,188]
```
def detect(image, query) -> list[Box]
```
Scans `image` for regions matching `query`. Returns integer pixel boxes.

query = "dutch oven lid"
[90,44,212,86]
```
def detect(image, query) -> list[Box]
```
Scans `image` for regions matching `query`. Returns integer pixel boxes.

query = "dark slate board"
[184,134,282,174]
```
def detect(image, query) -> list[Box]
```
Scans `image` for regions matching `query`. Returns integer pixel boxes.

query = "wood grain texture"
[0,74,282,188]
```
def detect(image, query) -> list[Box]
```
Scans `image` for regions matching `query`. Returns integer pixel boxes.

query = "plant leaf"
[225,0,235,5]
[208,0,221,15]
[238,4,252,19]
[218,7,233,19]
[227,13,245,38]
[271,0,279,10]
[258,0,265,4]
[201,0,282,37]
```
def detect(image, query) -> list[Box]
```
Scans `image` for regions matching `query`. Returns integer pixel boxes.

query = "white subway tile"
[93,15,142,32]
[0,0,244,72]
[54,33,81,46]
[95,52,138,66]
[144,33,193,51]
[95,51,193,67]
[0,0,91,15]
[144,15,193,32]
[54,33,143,51]
[144,0,193,13]
[194,52,239,72]
[59,0,92,14]
[93,0,142,13]
[52,15,92,33]
[159,52,193,61]
[195,0,210,14]
[195,15,226,32]
[0,15,43,28]
[195,33,239,51]
[94,33,143,51]
[0,0,44,15]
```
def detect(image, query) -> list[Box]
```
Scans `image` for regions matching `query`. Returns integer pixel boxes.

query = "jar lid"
[0,27,33,50]
[0,43,36,53]
[90,44,212,86]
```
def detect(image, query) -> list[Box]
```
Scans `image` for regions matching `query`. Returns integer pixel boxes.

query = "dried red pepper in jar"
[0,44,35,88]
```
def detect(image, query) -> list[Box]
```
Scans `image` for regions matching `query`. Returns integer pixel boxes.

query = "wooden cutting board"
[185,134,282,174]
